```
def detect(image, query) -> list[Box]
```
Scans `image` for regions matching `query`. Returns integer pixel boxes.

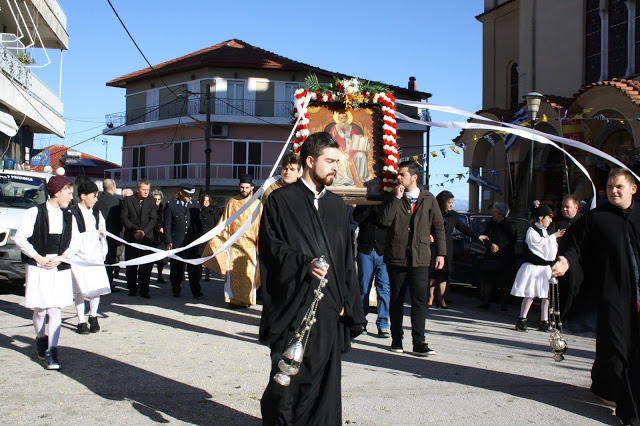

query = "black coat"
[353,204,386,255]
[164,199,202,248]
[120,194,157,245]
[95,191,122,235]
[431,209,479,274]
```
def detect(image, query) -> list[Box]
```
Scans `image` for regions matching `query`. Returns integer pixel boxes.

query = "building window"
[173,141,189,179]
[132,147,146,181]
[585,0,601,84]
[159,84,187,120]
[609,0,628,79]
[635,0,640,72]
[509,62,519,109]
[232,141,262,179]
[226,81,245,115]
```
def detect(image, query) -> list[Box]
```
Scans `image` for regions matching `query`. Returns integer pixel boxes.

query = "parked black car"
[450,212,530,285]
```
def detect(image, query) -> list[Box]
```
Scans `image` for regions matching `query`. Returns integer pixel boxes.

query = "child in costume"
[69,181,111,334]
[14,175,80,370]
[510,204,565,332]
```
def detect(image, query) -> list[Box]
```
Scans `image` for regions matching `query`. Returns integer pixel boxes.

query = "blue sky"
[32,0,484,204]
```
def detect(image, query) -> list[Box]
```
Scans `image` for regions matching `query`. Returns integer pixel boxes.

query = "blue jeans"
[357,250,390,330]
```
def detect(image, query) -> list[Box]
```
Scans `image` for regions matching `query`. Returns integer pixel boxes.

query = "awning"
[61,157,97,167]
[0,104,18,137]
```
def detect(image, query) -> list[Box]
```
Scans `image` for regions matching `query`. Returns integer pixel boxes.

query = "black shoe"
[412,342,436,356]
[128,290,138,297]
[390,341,403,353]
[204,277,210,282]
[537,320,550,332]
[157,277,166,284]
[76,323,90,335]
[377,329,390,338]
[36,336,48,360]
[140,293,150,299]
[88,316,100,333]
[110,286,120,293]
[193,292,203,300]
[477,302,490,310]
[515,317,528,332]
[45,347,60,370]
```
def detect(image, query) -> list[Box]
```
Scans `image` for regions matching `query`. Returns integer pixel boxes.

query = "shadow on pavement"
[0,333,260,426]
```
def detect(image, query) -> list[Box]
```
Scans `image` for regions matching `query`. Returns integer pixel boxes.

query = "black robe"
[561,201,640,425]
[258,180,365,426]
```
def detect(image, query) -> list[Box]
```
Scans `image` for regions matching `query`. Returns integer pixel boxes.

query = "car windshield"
[0,173,47,208]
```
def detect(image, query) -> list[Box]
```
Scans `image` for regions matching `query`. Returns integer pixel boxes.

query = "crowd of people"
[11,131,640,425]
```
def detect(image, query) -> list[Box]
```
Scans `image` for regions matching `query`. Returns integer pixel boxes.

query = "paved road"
[0,273,617,425]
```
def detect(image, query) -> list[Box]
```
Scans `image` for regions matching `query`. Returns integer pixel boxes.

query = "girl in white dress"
[13,176,80,370]
[69,181,111,334]
[510,204,565,332]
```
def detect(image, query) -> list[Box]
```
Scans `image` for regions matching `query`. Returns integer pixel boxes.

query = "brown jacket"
[379,188,446,267]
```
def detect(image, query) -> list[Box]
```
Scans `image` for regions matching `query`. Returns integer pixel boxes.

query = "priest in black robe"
[259,132,365,425]
[553,168,640,425]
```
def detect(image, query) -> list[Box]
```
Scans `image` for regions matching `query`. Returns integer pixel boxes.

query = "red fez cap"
[46,175,71,197]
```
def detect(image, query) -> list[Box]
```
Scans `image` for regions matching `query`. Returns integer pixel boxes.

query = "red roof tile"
[575,78,640,106]
[30,145,121,178]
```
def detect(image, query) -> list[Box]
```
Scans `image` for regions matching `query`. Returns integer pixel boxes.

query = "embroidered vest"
[23,203,72,271]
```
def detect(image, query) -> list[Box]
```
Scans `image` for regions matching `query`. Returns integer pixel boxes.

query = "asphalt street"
[0,272,618,425]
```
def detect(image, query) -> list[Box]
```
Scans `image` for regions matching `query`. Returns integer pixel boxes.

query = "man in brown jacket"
[379,160,446,356]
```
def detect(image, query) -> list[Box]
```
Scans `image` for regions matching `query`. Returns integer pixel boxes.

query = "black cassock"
[258,180,364,426]
[561,201,640,424]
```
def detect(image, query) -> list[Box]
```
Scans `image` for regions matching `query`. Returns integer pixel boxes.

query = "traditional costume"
[202,175,261,306]
[259,178,364,425]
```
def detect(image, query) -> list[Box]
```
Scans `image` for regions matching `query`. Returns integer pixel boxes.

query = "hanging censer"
[548,276,567,362]
[273,256,329,386]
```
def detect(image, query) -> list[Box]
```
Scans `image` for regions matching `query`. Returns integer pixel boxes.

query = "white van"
[0,169,53,283]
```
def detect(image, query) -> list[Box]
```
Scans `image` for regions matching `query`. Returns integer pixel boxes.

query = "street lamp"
[525,92,545,219]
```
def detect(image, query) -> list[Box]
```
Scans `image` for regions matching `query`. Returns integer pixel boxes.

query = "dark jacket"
[379,188,446,267]
[482,217,517,266]
[353,204,386,255]
[120,194,157,245]
[154,203,165,245]
[95,191,122,235]
[164,198,202,248]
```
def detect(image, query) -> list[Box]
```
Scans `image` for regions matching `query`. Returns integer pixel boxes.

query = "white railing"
[0,44,63,116]
[104,163,271,184]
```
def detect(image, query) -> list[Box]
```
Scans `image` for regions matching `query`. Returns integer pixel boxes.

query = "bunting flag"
[460,143,467,151]
[450,145,460,154]
[467,170,502,194]
[483,134,495,146]
[490,168,500,177]
[431,151,438,159]
[560,108,592,145]
[440,148,446,158]
[444,174,449,178]
[504,107,528,152]
[593,114,608,121]
[457,173,465,181]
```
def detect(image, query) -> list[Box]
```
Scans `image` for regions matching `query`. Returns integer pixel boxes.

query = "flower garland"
[292,77,400,192]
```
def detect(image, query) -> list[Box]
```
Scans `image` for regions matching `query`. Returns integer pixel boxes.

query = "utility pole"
[205,84,212,195]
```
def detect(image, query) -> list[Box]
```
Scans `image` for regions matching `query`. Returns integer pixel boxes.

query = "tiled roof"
[30,145,121,178]
[106,38,431,99]
[575,78,640,106]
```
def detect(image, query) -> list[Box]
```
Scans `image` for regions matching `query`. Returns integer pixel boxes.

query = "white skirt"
[510,262,551,298]
[71,265,111,299]
[24,261,74,309]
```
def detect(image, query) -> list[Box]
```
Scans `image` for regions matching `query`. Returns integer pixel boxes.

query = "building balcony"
[0,0,68,49]
[0,43,64,136]
[104,162,272,189]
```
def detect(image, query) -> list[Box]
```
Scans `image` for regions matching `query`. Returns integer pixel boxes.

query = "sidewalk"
[0,275,616,425]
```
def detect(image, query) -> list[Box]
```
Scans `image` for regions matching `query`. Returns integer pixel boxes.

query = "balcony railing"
[0,43,63,116]
[104,162,271,184]
[105,98,295,128]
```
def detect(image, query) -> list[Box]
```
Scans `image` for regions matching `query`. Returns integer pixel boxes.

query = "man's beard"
[240,192,251,199]
[312,168,335,187]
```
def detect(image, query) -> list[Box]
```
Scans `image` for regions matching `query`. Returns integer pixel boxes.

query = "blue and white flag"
[467,170,502,194]
[504,107,528,152]
[30,149,50,166]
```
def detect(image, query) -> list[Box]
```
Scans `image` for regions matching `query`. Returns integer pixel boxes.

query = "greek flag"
[504,107,528,152]
[467,170,502,194]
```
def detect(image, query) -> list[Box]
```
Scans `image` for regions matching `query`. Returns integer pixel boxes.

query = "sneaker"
[390,341,403,353]
[36,336,48,360]
[515,317,528,332]
[76,323,90,335]
[412,342,436,356]
[377,329,390,338]
[88,316,100,333]
[45,347,60,370]
[537,320,550,332]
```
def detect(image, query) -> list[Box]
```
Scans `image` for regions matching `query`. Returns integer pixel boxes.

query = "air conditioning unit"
[211,123,229,137]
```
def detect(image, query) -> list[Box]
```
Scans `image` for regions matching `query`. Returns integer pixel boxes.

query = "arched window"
[509,62,519,109]
[585,0,601,84]
[609,0,628,78]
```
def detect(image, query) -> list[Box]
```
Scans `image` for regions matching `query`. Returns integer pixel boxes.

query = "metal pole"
[205,84,212,195]
[425,125,430,188]
[527,120,535,220]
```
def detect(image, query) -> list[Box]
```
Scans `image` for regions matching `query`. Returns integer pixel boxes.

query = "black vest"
[23,203,72,271]
[70,204,100,233]
[522,225,554,266]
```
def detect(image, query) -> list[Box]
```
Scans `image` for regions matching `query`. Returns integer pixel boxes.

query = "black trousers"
[169,253,202,297]
[125,244,154,295]
[105,238,119,286]
[387,265,429,346]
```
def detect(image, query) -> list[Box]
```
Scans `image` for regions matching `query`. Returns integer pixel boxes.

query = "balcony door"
[174,142,189,179]
[233,141,262,179]
[227,81,245,115]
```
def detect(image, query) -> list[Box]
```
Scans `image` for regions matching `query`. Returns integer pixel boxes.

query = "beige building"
[457,0,640,215]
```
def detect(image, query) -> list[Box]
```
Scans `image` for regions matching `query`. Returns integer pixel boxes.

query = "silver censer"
[548,276,567,362]
[273,256,329,386]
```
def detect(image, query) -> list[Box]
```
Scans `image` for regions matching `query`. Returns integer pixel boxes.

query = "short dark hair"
[397,160,421,177]
[299,132,339,169]
[608,167,635,185]
[436,190,454,210]
[561,194,579,205]
[77,181,99,196]
[281,152,301,169]
[137,179,151,189]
